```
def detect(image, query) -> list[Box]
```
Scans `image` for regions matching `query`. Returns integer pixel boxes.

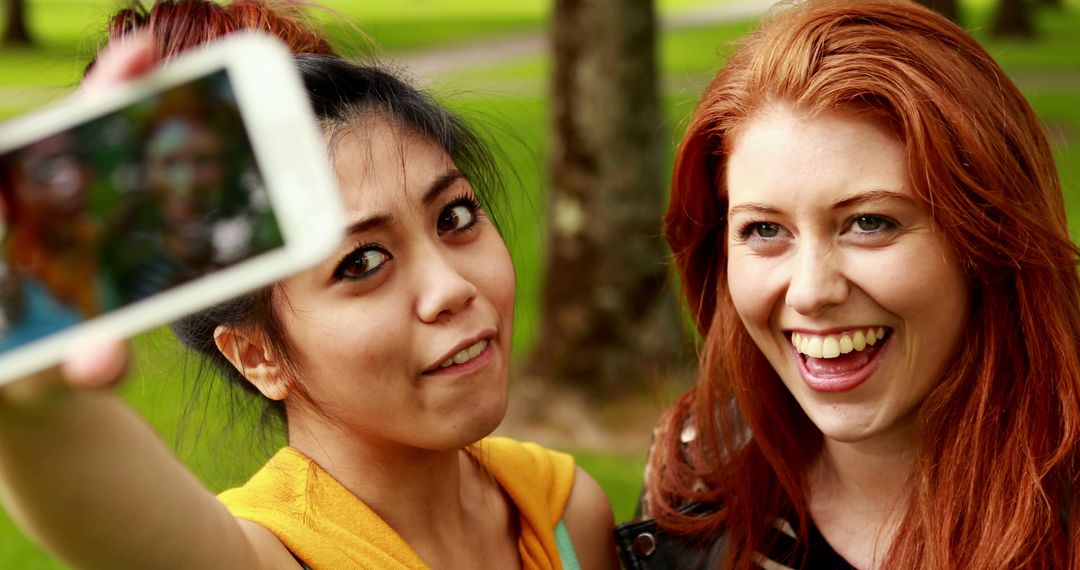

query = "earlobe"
[213,325,290,401]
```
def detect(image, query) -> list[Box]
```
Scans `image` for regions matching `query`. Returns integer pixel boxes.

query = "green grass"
[0,0,732,86]
[2,0,1080,566]
[966,0,1080,70]
[574,450,649,523]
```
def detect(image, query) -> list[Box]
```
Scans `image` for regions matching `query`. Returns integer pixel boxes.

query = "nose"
[415,245,478,323]
[784,243,849,316]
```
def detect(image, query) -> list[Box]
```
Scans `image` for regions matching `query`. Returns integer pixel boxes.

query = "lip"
[787,325,883,336]
[787,329,891,393]
[422,330,496,376]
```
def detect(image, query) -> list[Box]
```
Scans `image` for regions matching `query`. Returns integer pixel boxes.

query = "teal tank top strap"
[555,519,582,570]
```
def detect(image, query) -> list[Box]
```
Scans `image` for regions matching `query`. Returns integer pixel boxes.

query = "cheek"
[727,252,778,330]
[478,237,516,316]
[855,242,968,326]
[853,244,969,381]
[907,259,969,367]
[280,294,406,381]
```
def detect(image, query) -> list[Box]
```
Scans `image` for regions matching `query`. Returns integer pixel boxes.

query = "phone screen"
[0,69,284,353]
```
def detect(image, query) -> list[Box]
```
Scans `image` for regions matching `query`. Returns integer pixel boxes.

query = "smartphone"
[0,33,343,384]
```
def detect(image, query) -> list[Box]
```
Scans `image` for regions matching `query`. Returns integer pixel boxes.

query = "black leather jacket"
[615,515,725,570]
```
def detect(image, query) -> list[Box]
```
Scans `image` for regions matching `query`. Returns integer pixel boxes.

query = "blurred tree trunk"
[916,0,960,23]
[993,0,1036,38]
[2,0,33,46]
[532,0,687,395]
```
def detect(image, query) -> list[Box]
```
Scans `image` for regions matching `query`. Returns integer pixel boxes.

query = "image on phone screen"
[0,69,284,353]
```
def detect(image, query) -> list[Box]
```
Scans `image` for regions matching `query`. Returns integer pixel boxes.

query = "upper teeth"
[791,328,887,359]
[440,339,488,368]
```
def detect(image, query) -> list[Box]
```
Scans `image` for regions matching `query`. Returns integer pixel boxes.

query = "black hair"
[170,54,507,430]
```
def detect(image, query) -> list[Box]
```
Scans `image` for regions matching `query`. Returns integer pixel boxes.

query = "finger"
[60,339,130,390]
[80,32,159,94]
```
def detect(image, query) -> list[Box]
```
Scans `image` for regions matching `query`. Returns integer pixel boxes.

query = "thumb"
[60,338,130,390]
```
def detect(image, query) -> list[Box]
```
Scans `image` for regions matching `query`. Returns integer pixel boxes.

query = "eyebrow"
[727,203,781,218]
[341,169,467,236]
[727,189,914,218]
[832,189,914,209]
[345,213,393,236]
[422,169,467,207]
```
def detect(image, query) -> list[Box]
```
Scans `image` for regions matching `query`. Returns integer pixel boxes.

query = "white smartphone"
[0,33,343,384]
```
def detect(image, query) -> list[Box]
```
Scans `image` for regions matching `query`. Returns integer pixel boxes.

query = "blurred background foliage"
[1,0,1078,565]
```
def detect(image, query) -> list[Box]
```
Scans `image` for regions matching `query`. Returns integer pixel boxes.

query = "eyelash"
[732,214,899,242]
[329,194,485,283]
[332,242,391,282]
[847,214,898,234]
[734,221,783,242]
[439,193,485,235]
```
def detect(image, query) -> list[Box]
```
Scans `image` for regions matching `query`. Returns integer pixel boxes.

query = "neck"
[284,416,516,567]
[813,422,916,511]
[287,424,469,536]
[808,420,917,569]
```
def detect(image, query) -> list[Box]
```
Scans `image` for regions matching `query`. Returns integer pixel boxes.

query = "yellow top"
[218,437,577,569]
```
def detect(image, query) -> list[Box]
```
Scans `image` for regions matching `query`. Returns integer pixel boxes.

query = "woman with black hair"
[0,2,618,569]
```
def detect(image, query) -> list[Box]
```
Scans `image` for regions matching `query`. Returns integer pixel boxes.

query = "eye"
[732,221,792,254]
[849,215,897,234]
[737,222,784,240]
[437,196,482,235]
[749,223,781,238]
[333,245,392,281]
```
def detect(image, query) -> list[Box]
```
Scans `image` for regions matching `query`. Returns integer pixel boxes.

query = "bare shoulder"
[562,465,619,570]
[235,518,305,570]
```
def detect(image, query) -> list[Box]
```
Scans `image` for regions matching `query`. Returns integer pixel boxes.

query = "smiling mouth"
[791,327,888,359]
[788,327,892,392]
[437,339,488,369]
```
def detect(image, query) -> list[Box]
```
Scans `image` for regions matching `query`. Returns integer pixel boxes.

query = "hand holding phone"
[30,34,159,393]
[0,33,343,385]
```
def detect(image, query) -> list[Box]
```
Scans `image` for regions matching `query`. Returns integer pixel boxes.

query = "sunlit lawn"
[1,0,1078,566]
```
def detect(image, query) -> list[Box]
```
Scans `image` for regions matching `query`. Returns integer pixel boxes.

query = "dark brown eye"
[437,199,479,235]
[333,246,391,281]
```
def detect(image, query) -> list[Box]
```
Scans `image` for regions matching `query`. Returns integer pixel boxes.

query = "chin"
[809,415,880,444]
[467,393,509,442]
[432,393,508,451]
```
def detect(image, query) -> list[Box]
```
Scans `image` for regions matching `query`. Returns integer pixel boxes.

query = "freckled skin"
[725,105,969,446]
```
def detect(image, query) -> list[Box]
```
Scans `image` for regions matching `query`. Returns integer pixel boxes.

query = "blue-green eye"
[333,246,391,281]
[851,215,895,233]
[740,222,781,239]
[753,223,781,238]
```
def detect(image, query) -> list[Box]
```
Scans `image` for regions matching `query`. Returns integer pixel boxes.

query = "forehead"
[329,120,454,212]
[725,105,909,206]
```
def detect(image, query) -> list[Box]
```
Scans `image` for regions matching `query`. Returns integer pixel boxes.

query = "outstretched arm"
[0,38,298,570]
[0,343,299,569]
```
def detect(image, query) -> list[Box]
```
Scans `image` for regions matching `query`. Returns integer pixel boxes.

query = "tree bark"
[2,0,32,47]
[533,0,688,395]
[993,0,1036,38]
[915,0,961,23]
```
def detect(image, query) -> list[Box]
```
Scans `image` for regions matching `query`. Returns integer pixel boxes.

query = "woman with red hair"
[0,1,618,569]
[618,0,1080,568]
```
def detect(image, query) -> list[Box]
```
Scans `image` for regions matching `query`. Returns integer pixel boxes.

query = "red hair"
[86,0,336,72]
[650,0,1080,567]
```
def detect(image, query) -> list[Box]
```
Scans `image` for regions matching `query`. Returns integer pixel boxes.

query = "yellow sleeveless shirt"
[218,437,577,569]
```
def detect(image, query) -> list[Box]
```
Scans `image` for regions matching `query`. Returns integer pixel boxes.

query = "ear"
[213,325,290,401]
